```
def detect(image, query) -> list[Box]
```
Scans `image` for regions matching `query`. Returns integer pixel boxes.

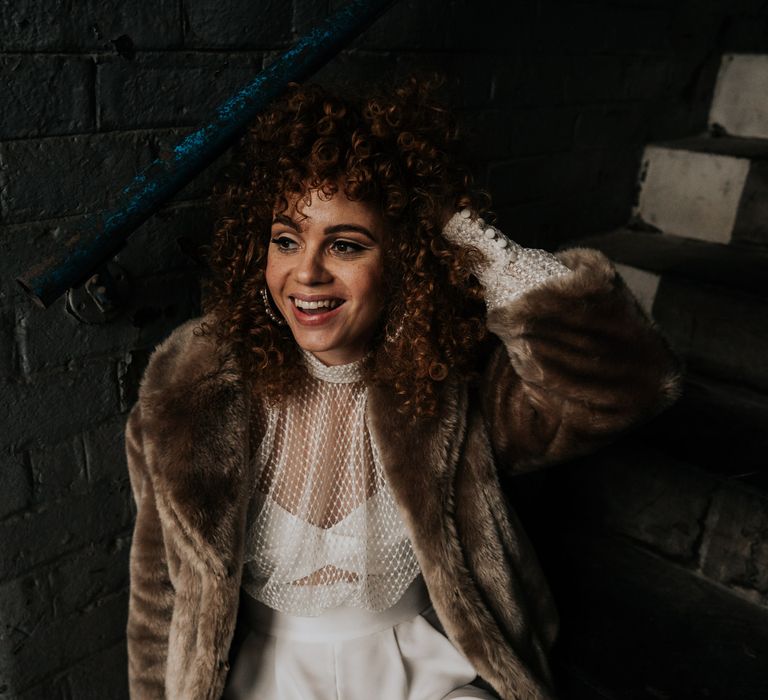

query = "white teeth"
[293,298,341,310]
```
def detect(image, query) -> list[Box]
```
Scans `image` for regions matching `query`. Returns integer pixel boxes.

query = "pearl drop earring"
[261,286,286,326]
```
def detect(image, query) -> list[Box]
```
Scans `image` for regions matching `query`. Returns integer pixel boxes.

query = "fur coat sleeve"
[125,402,174,697]
[480,246,683,474]
[124,324,249,699]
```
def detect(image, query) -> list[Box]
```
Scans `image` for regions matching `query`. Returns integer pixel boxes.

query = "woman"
[124,78,682,700]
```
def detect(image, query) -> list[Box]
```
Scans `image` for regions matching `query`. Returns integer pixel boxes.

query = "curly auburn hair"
[199,76,492,418]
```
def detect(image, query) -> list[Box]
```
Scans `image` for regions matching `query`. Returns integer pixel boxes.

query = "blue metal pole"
[17,0,398,308]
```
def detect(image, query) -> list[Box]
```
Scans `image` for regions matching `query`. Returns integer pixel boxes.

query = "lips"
[288,295,346,325]
[292,297,344,312]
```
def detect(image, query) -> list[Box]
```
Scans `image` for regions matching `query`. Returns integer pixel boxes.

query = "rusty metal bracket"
[65,261,131,324]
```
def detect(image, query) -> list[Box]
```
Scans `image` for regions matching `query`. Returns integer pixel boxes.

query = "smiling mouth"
[291,297,345,315]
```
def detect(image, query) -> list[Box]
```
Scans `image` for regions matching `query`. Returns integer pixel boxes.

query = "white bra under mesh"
[241,350,421,616]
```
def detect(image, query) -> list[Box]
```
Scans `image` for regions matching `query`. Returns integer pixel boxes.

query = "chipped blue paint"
[18,0,398,308]
[173,128,210,159]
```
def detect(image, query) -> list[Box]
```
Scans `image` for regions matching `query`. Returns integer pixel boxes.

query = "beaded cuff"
[442,209,571,310]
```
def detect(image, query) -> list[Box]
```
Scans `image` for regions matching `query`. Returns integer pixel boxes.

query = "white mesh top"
[241,350,422,616]
[241,212,571,617]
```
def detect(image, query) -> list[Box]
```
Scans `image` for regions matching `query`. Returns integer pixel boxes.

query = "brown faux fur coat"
[124,247,682,700]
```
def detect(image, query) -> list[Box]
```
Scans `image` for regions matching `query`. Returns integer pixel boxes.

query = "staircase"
[521,53,768,700]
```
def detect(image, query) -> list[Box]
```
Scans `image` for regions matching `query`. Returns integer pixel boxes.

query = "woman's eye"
[271,236,297,251]
[331,240,364,254]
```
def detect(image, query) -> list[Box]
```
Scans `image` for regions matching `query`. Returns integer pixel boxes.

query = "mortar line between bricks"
[1,40,302,54]
[691,484,719,570]
[0,198,208,232]
[4,409,130,462]
[0,48,265,60]
[468,100,653,116]
[6,356,120,388]
[0,150,8,220]
[0,45,524,60]
[0,46,679,58]
[486,146,637,167]
[0,47,278,55]
[80,433,91,483]
[486,190,608,210]
[13,307,31,380]
[0,449,34,521]
[13,626,129,698]
[620,533,768,611]
[62,641,132,699]
[617,528,701,568]
[0,125,194,145]
[3,198,212,229]
[179,0,188,47]
[91,55,101,132]
[16,669,70,699]
[0,524,135,587]
[80,584,132,615]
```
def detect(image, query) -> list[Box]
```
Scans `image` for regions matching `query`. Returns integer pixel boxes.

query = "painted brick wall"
[1,0,767,696]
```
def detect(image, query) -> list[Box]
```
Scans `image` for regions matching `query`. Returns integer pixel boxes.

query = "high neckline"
[301,349,365,384]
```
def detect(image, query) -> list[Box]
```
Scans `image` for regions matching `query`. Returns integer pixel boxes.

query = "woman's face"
[265,188,387,366]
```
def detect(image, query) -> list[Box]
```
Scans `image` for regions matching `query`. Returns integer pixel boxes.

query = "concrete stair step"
[635,136,768,246]
[602,258,768,393]
[510,440,768,698]
[653,276,768,393]
[638,373,768,490]
[572,228,768,393]
[546,533,768,700]
[510,453,768,698]
[505,420,768,698]
[548,438,768,590]
[577,227,768,298]
[538,441,719,566]
[710,54,768,140]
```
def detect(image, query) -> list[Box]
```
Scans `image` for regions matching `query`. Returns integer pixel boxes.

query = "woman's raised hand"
[441,209,570,310]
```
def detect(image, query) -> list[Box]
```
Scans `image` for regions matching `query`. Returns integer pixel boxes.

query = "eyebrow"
[272,214,300,230]
[324,223,377,243]
[272,215,378,243]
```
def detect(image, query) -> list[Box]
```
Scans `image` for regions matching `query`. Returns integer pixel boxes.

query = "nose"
[295,246,333,286]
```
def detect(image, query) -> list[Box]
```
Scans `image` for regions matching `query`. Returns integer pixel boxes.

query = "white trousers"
[223,575,499,700]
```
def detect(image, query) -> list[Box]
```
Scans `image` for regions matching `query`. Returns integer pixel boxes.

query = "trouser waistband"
[240,574,432,642]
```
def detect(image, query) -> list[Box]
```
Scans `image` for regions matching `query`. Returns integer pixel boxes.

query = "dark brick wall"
[2,0,768,696]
